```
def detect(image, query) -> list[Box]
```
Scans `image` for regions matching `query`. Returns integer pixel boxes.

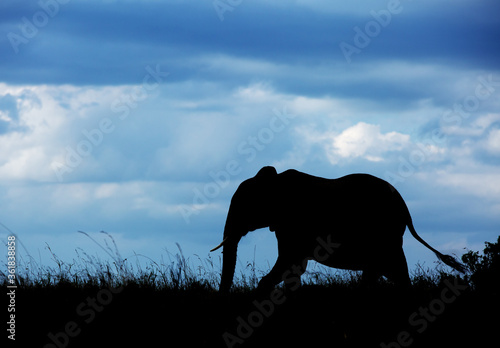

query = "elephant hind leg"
[384,249,411,289]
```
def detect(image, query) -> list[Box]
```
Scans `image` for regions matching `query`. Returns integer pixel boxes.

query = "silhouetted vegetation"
[2,234,499,348]
[461,235,500,294]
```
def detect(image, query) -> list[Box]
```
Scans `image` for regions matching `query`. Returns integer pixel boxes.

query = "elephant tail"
[407,220,466,273]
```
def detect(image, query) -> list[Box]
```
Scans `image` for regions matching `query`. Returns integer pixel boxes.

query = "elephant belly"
[312,242,383,271]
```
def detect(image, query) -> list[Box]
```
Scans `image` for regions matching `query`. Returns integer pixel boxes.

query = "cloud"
[0,84,132,182]
[332,122,410,162]
[433,171,500,202]
[485,127,500,155]
[1,0,499,87]
[441,113,500,137]
[301,122,410,164]
[436,113,500,170]
[0,80,301,185]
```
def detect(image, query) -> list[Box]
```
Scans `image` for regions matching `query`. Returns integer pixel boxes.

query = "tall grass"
[1,231,272,291]
[2,232,214,290]
[1,231,460,291]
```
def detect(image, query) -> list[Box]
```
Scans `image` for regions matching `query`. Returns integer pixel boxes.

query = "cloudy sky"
[1,0,499,278]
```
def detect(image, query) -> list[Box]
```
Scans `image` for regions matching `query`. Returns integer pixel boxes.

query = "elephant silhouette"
[211,166,466,293]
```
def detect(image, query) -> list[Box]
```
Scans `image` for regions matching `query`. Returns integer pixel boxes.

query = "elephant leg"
[361,269,380,287]
[257,257,290,293]
[284,259,308,292]
[384,248,411,289]
[257,255,306,293]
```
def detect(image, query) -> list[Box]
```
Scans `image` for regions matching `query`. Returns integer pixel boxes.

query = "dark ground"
[7,277,499,348]
[5,236,500,348]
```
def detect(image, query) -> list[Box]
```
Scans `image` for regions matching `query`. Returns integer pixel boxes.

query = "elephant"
[211,166,466,293]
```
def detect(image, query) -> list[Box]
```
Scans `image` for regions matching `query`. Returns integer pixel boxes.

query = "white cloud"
[437,113,500,165]
[475,113,500,130]
[442,113,500,137]
[302,122,410,164]
[433,170,500,202]
[0,110,12,123]
[0,84,132,182]
[486,128,500,155]
[234,82,278,104]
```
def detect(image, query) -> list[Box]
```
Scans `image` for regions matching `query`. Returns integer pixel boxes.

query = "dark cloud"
[1,0,499,91]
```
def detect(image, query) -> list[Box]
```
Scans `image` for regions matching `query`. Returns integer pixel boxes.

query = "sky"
[0,0,499,279]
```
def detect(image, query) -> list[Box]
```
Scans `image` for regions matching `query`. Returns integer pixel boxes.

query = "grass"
[2,233,499,348]
[4,232,364,292]
[4,231,251,291]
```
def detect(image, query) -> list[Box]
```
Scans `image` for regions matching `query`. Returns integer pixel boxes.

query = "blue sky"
[1,0,499,278]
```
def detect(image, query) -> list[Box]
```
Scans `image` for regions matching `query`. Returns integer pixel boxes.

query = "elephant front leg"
[257,256,308,294]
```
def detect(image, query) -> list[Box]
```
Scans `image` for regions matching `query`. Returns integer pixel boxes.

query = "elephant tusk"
[210,237,228,252]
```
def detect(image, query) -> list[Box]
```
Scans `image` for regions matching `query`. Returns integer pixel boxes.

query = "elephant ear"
[255,166,277,178]
[255,166,279,230]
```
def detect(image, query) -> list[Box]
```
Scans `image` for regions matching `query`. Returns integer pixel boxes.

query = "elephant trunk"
[218,225,243,293]
[219,244,237,293]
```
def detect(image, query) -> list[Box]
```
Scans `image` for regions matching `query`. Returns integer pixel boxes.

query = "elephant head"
[211,166,278,293]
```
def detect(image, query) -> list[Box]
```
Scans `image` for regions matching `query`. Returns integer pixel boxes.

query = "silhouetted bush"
[462,235,500,294]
